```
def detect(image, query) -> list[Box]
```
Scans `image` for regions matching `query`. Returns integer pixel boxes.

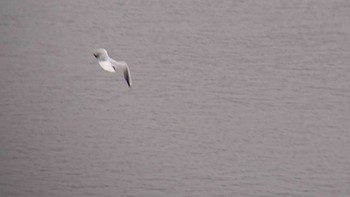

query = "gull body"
[93,48,132,87]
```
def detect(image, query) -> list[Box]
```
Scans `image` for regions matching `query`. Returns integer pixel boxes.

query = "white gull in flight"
[93,48,132,87]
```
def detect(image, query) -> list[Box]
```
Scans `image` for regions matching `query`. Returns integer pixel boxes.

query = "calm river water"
[1,0,350,196]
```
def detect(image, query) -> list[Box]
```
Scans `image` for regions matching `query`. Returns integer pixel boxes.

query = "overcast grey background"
[1,0,350,196]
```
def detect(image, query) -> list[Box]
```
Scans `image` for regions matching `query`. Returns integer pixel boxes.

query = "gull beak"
[93,53,97,58]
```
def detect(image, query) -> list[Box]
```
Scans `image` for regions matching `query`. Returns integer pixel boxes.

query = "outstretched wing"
[98,60,116,73]
[110,58,132,87]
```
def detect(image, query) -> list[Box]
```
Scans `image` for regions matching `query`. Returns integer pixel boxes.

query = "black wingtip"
[125,78,131,88]
[124,70,132,88]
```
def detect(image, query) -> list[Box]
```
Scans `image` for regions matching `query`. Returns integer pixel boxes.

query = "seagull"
[93,48,132,87]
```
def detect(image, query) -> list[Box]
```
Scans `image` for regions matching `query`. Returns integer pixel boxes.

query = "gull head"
[93,48,108,59]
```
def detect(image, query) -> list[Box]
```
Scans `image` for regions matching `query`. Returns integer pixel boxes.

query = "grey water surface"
[1,1,350,196]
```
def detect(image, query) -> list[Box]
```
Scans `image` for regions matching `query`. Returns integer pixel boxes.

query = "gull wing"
[98,60,116,73]
[110,58,132,87]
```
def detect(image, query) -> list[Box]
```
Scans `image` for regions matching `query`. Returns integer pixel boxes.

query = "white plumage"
[93,48,132,87]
